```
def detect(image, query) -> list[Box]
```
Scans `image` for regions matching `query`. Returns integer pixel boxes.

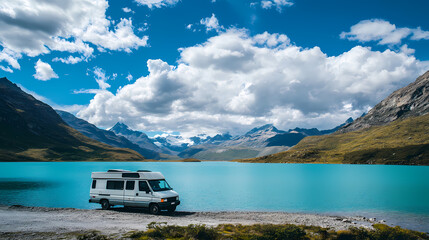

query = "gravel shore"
[0,205,376,239]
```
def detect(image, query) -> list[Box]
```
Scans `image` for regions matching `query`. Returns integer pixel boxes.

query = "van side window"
[139,181,150,192]
[126,181,135,190]
[106,180,124,190]
[92,180,97,189]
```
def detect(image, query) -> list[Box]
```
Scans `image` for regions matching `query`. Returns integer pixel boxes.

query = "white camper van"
[89,169,180,214]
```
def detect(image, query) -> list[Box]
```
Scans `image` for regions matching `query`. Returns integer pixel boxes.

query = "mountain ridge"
[0,77,144,162]
[339,71,429,133]
[57,111,161,159]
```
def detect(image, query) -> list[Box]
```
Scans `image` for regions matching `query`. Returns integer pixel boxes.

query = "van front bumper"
[159,200,180,209]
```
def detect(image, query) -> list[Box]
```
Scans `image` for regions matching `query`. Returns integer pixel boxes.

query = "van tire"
[149,203,160,215]
[100,199,110,210]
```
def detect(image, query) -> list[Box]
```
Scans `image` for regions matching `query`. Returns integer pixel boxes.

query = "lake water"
[0,162,428,232]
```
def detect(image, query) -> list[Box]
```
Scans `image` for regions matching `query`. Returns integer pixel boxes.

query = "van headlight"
[161,198,167,202]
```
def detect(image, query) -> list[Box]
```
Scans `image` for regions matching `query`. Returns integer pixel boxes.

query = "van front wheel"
[100,200,110,210]
[149,203,159,215]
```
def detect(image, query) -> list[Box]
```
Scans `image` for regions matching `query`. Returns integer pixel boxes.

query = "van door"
[134,180,153,207]
[105,180,125,205]
[123,180,136,206]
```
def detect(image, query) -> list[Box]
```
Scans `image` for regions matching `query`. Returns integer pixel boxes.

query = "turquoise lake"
[0,162,428,232]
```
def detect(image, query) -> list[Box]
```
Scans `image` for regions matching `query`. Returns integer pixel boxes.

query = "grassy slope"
[239,114,429,165]
[0,123,145,162]
[0,77,145,162]
[82,223,429,240]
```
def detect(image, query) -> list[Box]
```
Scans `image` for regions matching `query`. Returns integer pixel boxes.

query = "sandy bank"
[0,205,376,238]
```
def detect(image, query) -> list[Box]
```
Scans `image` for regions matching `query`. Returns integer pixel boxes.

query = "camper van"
[89,169,180,214]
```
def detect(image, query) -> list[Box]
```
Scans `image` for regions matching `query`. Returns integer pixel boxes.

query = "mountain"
[57,111,161,159]
[241,71,429,165]
[109,122,166,153]
[339,71,429,133]
[152,134,190,154]
[178,121,351,160]
[0,77,144,161]
[220,124,285,148]
[289,117,354,136]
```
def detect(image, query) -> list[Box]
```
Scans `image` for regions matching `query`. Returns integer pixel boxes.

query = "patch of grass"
[77,231,111,240]
[240,114,429,165]
[127,223,429,240]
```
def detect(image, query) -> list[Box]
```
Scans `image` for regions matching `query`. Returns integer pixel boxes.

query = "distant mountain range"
[176,120,353,160]
[243,70,429,165]
[0,77,144,161]
[57,111,161,159]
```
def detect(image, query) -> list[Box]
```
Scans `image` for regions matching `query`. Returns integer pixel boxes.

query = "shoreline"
[0,205,378,236]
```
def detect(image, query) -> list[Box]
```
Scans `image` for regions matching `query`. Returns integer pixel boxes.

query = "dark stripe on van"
[122,173,140,178]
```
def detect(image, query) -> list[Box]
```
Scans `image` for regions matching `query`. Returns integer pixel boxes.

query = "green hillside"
[239,114,429,165]
[0,77,145,162]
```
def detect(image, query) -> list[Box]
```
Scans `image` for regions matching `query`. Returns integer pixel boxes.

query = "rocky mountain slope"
[57,111,161,159]
[109,123,169,154]
[339,71,429,133]
[242,71,429,165]
[0,77,144,162]
[178,121,351,160]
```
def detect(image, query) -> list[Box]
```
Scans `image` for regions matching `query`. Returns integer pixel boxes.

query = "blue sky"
[0,0,428,137]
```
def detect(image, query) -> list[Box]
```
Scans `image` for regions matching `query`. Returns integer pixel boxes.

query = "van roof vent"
[107,169,130,172]
[137,170,151,172]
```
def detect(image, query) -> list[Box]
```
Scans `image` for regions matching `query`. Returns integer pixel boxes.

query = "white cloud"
[0,0,148,69]
[122,7,134,13]
[134,0,179,8]
[54,104,87,115]
[200,14,223,32]
[260,0,293,12]
[126,73,133,81]
[0,65,13,73]
[78,28,429,136]
[52,56,84,64]
[33,59,58,81]
[93,67,111,90]
[0,49,21,69]
[341,19,429,45]
[411,27,429,40]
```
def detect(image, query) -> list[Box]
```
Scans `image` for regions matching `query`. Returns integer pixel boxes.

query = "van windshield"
[148,179,172,192]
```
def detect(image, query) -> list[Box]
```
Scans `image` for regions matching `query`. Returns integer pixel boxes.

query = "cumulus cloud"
[78,28,429,136]
[259,0,293,12]
[200,14,223,32]
[341,19,429,45]
[33,59,59,81]
[0,0,147,69]
[134,0,179,8]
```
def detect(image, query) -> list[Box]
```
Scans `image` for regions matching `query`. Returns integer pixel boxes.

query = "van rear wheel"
[149,203,159,215]
[100,199,110,210]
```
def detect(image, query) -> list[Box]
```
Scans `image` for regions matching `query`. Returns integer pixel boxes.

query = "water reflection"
[0,179,54,190]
